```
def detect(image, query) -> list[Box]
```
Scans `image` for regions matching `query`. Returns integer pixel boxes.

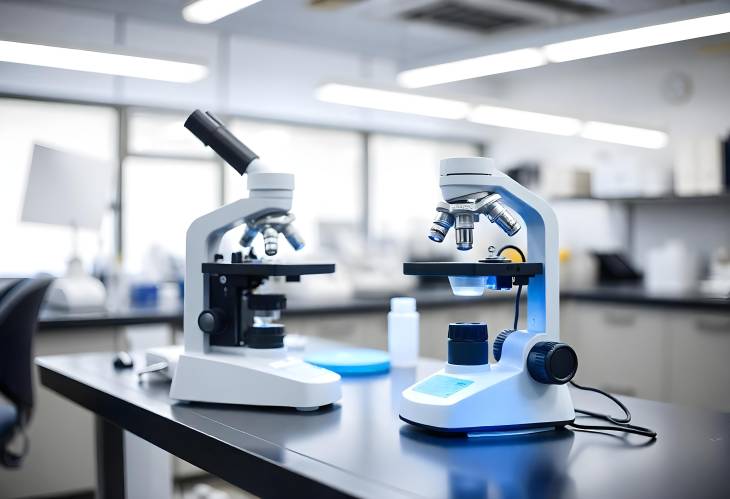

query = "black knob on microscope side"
[527,341,578,385]
[197,308,226,335]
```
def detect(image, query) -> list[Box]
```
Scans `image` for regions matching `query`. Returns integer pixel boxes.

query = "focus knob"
[527,341,578,385]
[197,308,226,335]
[492,329,516,362]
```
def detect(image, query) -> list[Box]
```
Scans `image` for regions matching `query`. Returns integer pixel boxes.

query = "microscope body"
[400,157,575,435]
[169,111,341,409]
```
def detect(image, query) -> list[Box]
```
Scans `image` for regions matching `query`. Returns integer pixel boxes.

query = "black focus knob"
[527,341,578,385]
[492,329,516,362]
[197,308,226,335]
[447,322,488,366]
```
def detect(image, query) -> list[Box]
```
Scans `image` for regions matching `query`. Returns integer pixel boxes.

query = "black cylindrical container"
[447,322,489,365]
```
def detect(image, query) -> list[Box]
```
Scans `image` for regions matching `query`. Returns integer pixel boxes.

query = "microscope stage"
[202,262,335,276]
[403,261,543,277]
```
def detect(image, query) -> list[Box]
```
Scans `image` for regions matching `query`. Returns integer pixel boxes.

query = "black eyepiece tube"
[184,110,258,176]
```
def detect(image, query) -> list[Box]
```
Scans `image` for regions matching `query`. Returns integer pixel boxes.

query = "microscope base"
[399,332,575,435]
[170,349,342,409]
[400,368,574,435]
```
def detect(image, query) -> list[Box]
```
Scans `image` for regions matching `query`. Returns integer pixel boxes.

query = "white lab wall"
[479,38,730,259]
[630,203,730,272]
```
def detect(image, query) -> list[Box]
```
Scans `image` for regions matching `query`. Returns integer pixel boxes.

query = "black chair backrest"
[0,277,53,467]
[0,278,22,304]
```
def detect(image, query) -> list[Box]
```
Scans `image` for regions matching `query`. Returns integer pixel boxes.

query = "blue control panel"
[412,375,474,398]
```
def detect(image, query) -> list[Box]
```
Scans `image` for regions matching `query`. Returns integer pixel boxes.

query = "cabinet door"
[667,310,730,411]
[565,303,669,401]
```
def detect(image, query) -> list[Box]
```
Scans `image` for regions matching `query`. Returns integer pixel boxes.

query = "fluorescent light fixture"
[398,48,546,88]
[316,83,667,148]
[0,40,208,82]
[316,83,471,120]
[544,12,730,62]
[183,0,263,24]
[468,105,582,136]
[580,121,668,149]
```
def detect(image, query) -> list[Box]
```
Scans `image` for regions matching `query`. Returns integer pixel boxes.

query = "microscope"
[168,110,341,410]
[400,157,577,436]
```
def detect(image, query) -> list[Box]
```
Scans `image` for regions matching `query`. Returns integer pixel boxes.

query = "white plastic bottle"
[388,297,419,367]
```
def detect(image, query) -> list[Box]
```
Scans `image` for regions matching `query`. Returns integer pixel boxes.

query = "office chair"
[0,277,53,468]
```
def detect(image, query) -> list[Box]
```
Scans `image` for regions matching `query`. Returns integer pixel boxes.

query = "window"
[369,135,491,258]
[224,120,363,257]
[127,109,213,159]
[0,98,117,275]
[122,157,220,275]
[122,110,223,276]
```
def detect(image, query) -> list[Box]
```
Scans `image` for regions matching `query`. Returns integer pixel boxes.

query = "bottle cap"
[390,297,416,313]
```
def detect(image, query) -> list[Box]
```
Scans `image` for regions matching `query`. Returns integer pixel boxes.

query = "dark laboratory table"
[37,350,730,499]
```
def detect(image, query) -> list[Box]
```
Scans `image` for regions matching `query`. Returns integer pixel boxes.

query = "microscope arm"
[439,165,560,341]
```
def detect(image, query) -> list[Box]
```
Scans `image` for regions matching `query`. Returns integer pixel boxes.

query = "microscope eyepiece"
[185,110,258,176]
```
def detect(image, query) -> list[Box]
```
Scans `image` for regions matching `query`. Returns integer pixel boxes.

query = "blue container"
[305,349,390,376]
[130,283,159,308]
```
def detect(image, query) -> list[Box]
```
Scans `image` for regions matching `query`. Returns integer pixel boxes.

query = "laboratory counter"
[37,286,729,331]
[36,349,730,499]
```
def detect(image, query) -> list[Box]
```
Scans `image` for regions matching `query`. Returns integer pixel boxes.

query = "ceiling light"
[183,0,263,24]
[544,12,730,62]
[315,83,667,148]
[0,40,208,82]
[315,83,471,120]
[580,121,668,149]
[467,105,582,136]
[398,48,547,88]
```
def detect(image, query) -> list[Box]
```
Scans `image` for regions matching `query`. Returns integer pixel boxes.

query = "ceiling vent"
[401,1,530,33]
[396,0,609,34]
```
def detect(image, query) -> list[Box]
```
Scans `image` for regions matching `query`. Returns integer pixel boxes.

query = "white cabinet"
[666,310,730,411]
[561,302,669,401]
[562,300,730,411]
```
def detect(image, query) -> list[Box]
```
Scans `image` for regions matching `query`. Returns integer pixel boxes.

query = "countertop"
[37,286,729,330]
[37,348,730,499]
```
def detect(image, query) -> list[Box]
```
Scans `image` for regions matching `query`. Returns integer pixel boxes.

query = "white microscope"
[400,157,577,436]
[167,110,341,410]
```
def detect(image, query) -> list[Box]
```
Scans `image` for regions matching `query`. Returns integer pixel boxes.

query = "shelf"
[550,193,730,204]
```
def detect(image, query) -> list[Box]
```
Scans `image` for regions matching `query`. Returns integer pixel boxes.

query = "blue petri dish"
[305,348,390,376]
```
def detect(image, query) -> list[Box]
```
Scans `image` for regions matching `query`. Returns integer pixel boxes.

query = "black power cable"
[498,244,657,440]
[496,245,526,331]
[568,381,657,439]
[513,285,522,330]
